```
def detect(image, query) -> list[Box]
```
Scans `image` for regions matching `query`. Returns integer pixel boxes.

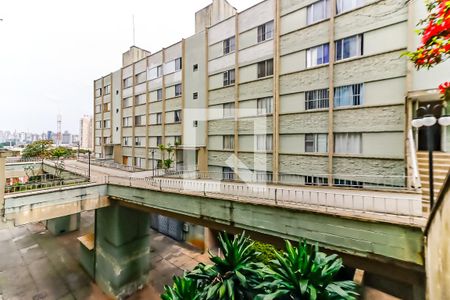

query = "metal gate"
[150,214,184,241]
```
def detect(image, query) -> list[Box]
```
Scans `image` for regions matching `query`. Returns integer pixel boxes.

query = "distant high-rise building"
[80,115,93,149]
[62,131,71,145]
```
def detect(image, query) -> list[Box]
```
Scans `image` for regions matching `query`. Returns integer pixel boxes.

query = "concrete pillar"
[95,204,150,299]
[46,213,80,235]
[0,150,12,220]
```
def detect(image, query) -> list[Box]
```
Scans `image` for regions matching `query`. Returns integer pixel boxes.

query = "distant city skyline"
[0,0,260,133]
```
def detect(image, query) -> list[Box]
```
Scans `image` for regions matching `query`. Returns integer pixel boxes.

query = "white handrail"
[408,128,421,189]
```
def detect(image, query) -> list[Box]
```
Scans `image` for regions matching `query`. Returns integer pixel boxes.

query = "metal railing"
[5,173,88,194]
[155,170,413,191]
[77,158,145,172]
[97,174,422,218]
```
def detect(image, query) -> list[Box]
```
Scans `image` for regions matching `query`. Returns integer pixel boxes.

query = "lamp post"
[411,104,450,208]
[151,149,155,177]
[88,150,91,180]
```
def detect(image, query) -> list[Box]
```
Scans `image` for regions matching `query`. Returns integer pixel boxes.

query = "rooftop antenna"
[132,14,136,46]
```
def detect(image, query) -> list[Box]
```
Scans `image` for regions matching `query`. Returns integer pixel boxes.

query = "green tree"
[158,144,176,169]
[255,241,359,300]
[22,140,52,159]
[51,147,74,160]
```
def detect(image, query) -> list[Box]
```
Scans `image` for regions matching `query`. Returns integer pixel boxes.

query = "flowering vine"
[404,0,450,99]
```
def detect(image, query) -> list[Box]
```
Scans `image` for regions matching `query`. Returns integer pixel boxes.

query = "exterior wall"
[426,178,450,300]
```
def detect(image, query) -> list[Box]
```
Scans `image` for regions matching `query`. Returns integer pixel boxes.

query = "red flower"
[439,82,450,94]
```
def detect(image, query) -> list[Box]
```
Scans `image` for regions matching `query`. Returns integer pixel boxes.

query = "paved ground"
[0,212,209,300]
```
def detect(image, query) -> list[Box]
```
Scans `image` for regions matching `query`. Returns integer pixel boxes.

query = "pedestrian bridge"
[2,160,426,299]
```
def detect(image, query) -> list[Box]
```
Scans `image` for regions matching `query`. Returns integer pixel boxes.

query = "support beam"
[95,203,150,299]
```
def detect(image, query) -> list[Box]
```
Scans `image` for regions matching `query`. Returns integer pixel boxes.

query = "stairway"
[417,151,450,214]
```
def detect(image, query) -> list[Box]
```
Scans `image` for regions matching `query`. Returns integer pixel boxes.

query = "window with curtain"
[305,88,329,110]
[334,83,363,107]
[336,0,365,14]
[335,34,363,61]
[256,135,273,151]
[223,103,235,118]
[334,133,362,154]
[257,97,273,115]
[307,0,330,24]
[305,133,328,153]
[306,44,330,68]
[223,135,234,150]
[257,21,274,42]
[222,167,234,180]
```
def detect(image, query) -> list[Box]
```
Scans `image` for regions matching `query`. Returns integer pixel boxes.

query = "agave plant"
[161,275,202,300]
[255,241,359,300]
[187,232,265,300]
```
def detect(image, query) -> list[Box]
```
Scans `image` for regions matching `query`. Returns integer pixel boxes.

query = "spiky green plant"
[161,276,202,300]
[187,232,265,300]
[255,241,359,300]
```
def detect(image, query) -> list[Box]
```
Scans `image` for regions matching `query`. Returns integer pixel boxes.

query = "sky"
[0,0,261,135]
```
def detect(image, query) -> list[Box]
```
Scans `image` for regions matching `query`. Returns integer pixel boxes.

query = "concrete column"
[0,150,12,220]
[95,203,150,299]
[46,213,80,235]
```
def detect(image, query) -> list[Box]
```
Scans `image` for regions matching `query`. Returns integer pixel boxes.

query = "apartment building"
[93,0,449,190]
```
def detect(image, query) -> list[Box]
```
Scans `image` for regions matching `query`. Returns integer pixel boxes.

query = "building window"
[175,57,182,71]
[193,120,198,127]
[95,104,102,113]
[305,133,328,153]
[95,88,102,97]
[307,0,330,25]
[134,157,145,168]
[305,88,329,110]
[306,43,329,68]
[95,137,101,145]
[336,0,365,14]
[334,178,363,188]
[175,84,182,97]
[123,137,130,146]
[156,136,162,146]
[223,135,234,150]
[157,89,163,101]
[257,21,274,43]
[103,102,111,112]
[257,97,273,115]
[193,64,198,72]
[255,171,273,183]
[335,34,363,61]
[123,97,133,108]
[134,115,145,126]
[222,167,234,180]
[103,85,111,95]
[256,134,273,151]
[157,65,163,77]
[135,137,145,147]
[223,36,235,54]
[305,176,328,186]
[257,59,274,78]
[223,102,234,118]
[334,133,362,154]
[95,121,102,129]
[334,83,363,107]
[174,136,182,145]
[135,72,146,84]
[193,92,198,99]
[174,110,181,123]
[103,120,110,129]
[123,77,133,88]
[223,69,235,86]
[122,117,132,127]
[134,94,146,106]
[156,113,162,125]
